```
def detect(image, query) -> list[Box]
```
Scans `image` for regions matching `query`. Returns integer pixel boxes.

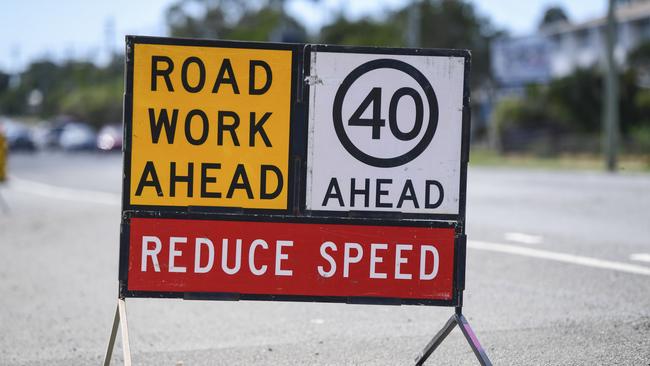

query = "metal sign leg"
[414,308,492,366]
[103,299,132,366]
[414,314,458,366]
[456,314,491,365]
[103,305,120,366]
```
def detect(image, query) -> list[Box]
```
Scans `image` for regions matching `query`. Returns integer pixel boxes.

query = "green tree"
[0,72,9,94]
[546,68,603,133]
[493,66,649,153]
[320,0,499,87]
[410,0,497,86]
[629,40,650,67]
[0,56,124,127]
[229,6,306,42]
[166,0,243,39]
[166,0,306,42]
[546,68,642,135]
[319,16,403,47]
[539,6,569,29]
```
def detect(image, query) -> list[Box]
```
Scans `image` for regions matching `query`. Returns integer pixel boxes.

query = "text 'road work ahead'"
[129,43,293,210]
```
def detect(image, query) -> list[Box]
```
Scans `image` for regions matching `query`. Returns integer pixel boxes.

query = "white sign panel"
[306,51,466,215]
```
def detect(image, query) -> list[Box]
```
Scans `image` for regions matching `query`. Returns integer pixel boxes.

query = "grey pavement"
[0,152,649,365]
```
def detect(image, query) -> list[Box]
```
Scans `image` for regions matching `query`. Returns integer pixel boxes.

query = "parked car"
[97,123,123,151]
[59,122,97,151]
[34,122,67,149]
[0,119,36,152]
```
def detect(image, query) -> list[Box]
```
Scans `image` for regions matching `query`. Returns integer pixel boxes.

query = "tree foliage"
[539,6,569,29]
[0,57,123,127]
[493,67,650,146]
[320,0,498,86]
[166,0,240,39]
[4,0,646,152]
[629,40,650,66]
[319,16,403,47]
[167,0,306,42]
[0,72,9,94]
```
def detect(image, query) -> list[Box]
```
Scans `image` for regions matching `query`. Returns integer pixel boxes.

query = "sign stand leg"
[414,307,491,366]
[103,298,132,366]
[103,305,120,366]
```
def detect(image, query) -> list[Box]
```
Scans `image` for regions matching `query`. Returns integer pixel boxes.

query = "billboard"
[491,35,551,86]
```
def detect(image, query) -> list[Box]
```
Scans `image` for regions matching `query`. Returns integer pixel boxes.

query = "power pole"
[406,0,422,48]
[603,0,619,172]
[104,17,116,63]
[269,0,286,42]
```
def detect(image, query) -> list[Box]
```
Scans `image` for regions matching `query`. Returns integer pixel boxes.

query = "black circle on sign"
[332,58,439,168]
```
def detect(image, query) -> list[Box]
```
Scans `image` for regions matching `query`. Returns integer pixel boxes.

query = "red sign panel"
[127,218,456,300]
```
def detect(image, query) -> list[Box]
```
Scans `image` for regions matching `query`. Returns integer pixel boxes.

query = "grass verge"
[469,148,650,172]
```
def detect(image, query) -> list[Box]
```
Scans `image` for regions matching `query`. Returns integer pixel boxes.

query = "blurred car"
[38,122,67,149]
[0,119,37,152]
[59,122,97,151]
[96,123,123,151]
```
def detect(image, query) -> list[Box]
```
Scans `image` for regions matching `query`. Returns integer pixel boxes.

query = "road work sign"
[121,37,470,306]
[126,39,295,210]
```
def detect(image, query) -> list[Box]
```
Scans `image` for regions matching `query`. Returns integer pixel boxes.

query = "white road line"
[630,253,650,263]
[504,232,543,245]
[469,240,650,276]
[6,176,650,278]
[6,176,120,206]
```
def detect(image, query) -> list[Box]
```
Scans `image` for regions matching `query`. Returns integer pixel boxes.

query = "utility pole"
[406,0,422,48]
[104,17,116,63]
[603,0,619,172]
[269,0,286,42]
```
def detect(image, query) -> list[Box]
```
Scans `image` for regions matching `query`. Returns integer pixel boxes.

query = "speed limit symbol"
[332,58,438,168]
[305,49,469,216]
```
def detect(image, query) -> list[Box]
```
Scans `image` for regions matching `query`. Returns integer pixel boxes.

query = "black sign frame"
[119,35,471,308]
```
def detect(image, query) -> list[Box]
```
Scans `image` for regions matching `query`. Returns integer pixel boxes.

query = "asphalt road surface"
[1,152,649,365]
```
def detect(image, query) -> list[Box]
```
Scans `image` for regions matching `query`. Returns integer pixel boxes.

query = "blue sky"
[0,0,606,72]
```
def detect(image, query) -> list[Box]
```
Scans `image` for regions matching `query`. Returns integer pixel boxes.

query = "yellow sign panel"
[129,42,293,209]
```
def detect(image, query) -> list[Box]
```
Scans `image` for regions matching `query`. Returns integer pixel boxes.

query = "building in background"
[492,0,650,88]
